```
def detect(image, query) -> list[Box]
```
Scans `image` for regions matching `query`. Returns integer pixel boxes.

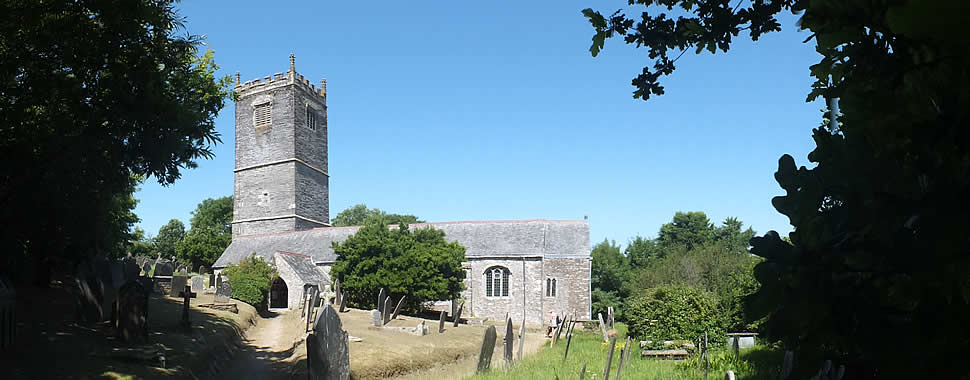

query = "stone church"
[213,57,591,324]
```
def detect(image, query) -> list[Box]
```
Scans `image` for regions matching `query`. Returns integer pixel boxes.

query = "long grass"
[468,327,783,380]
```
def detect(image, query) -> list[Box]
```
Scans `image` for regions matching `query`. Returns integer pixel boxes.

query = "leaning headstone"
[579,362,587,380]
[602,336,617,380]
[517,321,525,360]
[504,318,514,364]
[0,276,15,350]
[452,302,464,327]
[338,292,347,313]
[370,310,382,327]
[116,280,149,342]
[438,311,446,333]
[215,276,232,303]
[75,273,104,323]
[475,326,497,374]
[307,305,350,380]
[391,296,406,320]
[170,275,188,297]
[180,285,191,328]
[616,336,631,380]
[597,313,609,342]
[382,297,392,325]
[190,276,204,294]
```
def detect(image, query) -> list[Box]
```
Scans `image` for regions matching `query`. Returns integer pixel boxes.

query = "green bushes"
[221,254,277,309]
[627,285,724,345]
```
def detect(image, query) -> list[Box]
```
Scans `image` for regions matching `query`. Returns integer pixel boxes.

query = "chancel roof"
[213,219,590,269]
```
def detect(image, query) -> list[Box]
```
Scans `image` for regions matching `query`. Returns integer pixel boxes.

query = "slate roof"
[274,251,330,286]
[213,219,590,269]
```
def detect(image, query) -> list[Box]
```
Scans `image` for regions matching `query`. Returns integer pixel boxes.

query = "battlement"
[234,54,326,98]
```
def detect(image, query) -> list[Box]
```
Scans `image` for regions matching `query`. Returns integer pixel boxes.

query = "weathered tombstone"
[370,310,382,327]
[307,305,350,380]
[170,275,188,297]
[597,313,609,342]
[579,362,587,380]
[153,260,173,277]
[190,276,204,294]
[181,285,191,328]
[377,288,385,313]
[504,318,513,364]
[517,320,526,360]
[382,296,392,325]
[781,350,794,379]
[413,320,427,336]
[0,276,15,350]
[208,274,215,289]
[475,326,497,374]
[307,288,321,332]
[391,296,406,320]
[337,291,347,313]
[116,280,149,342]
[438,310,446,333]
[75,273,104,323]
[141,262,152,276]
[608,307,615,329]
[724,370,736,380]
[215,276,232,303]
[602,336,617,380]
[563,324,575,361]
[452,302,464,327]
[333,279,341,305]
[616,336,631,380]
[109,262,126,290]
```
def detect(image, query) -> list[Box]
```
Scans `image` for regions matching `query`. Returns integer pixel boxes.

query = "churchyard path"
[223,309,306,379]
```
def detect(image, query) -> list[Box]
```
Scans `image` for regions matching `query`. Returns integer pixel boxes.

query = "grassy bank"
[468,327,784,380]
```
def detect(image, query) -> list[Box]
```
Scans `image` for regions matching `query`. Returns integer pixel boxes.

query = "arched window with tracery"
[484,266,510,297]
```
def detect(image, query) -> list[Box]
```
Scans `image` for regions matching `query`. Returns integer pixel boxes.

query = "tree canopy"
[331,204,423,227]
[177,196,232,269]
[330,220,466,312]
[155,219,185,260]
[584,0,970,377]
[0,0,232,283]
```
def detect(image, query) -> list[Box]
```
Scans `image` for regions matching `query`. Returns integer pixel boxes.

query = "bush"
[627,285,724,345]
[221,254,277,309]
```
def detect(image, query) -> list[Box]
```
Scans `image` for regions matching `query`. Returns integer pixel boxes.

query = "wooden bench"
[641,349,689,360]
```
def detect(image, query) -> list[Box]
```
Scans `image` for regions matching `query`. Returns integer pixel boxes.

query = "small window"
[485,266,510,297]
[546,277,557,297]
[254,102,271,127]
[305,104,316,131]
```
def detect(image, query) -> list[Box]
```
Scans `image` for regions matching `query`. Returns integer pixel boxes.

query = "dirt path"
[222,309,306,380]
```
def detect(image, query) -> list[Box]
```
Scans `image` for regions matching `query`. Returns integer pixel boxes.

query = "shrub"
[627,285,724,345]
[221,254,277,309]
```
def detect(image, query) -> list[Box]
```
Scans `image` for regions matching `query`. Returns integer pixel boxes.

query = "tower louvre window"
[254,102,272,127]
[305,104,317,131]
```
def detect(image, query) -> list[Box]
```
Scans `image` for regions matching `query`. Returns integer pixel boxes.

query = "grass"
[468,325,784,380]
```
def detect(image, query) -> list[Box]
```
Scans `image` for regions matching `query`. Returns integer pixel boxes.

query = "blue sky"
[134,0,823,248]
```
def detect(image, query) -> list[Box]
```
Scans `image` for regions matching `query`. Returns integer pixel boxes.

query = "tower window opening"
[254,102,272,127]
[305,104,316,131]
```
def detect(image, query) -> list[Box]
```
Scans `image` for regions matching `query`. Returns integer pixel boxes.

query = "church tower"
[231,55,329,237]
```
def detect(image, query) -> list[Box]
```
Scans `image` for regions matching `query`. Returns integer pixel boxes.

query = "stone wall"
[541,257,592,320]
[233,217,298,237]
[295,164,329,226]
[466,258,545,324]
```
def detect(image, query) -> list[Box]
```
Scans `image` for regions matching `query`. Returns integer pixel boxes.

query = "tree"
[221,254,277,310]
[155,219,185,259]
[0,0,232,283]
[330,220,465,312]
[331,204,423,227]
[584,0,970,377]
[657,211,715,250]
[129,227,156,258]
[177,196,232,268]
[591,239,629,319]
[714,217,756,252]
[625,236,661,268]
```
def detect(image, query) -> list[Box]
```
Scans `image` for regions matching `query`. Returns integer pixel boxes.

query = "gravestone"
[370,310,382,327]
[377,288,385,313]
[215,276,232,303]
[338,291,347,313]
[197,265,207,275]
[413,320,427,336]
[116,280,149,342]
[602,336,617,380]
[724,370,736,380]
[382,297,392,325]
[391,296,406,320]
[190,276,204,294]
[75,273,104,323]
[616,336,631,379]
[438,311,446,333]
[307,305,350,380]
[123,260,140,282]
[475,326,497,374]
[109,262,126,290]
[141,262,152,276]
[208,274,215,289]
[333,279,341,306]
[180,285,191,328]
[597,313,609,342]
[517,321,525,361]
[170,275,188,297]
[452,302,464,327]
[153,261,173,277]
[504,318,514,364]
